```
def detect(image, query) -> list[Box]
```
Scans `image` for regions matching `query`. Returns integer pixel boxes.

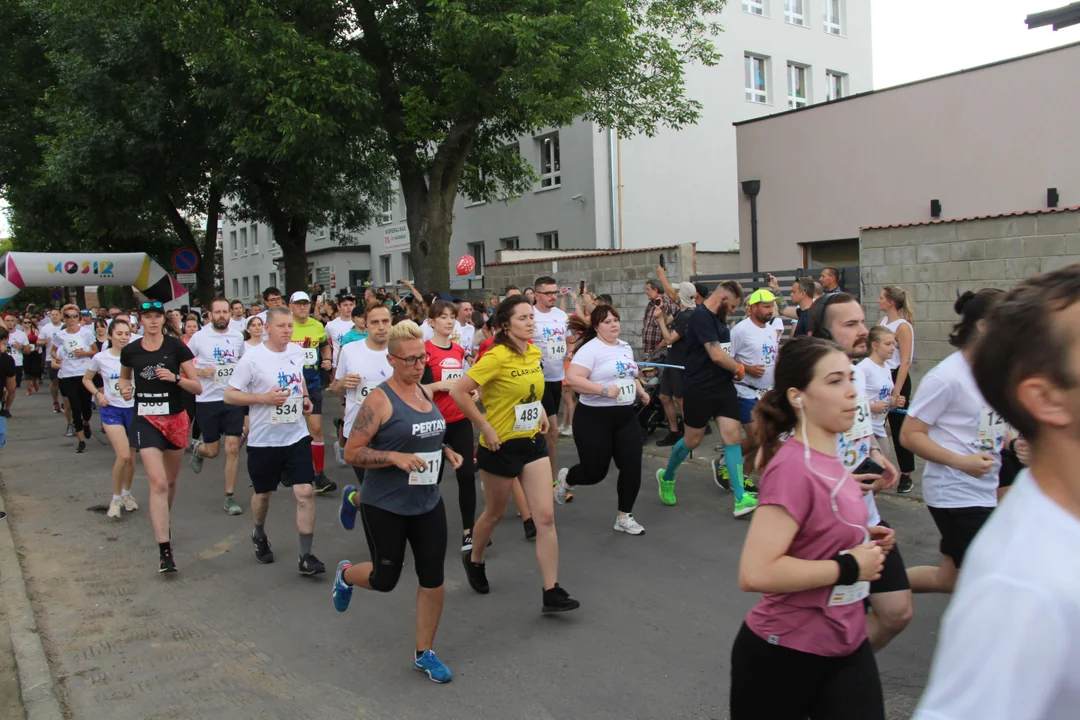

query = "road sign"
[171,248,199,273]
[50,289,63,301]
[176,273,197,284]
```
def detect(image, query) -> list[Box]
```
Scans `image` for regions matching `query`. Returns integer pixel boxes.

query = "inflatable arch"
[0,252,189,310]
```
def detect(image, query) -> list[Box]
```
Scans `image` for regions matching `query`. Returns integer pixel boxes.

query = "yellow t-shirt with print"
[290,317,328,375]
[467,342,544,447]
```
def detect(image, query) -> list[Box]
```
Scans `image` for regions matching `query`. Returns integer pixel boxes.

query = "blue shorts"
[100,405,134,432]
[738,397,757,425]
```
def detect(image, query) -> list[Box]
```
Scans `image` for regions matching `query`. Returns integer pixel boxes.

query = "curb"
[0,482,65,720]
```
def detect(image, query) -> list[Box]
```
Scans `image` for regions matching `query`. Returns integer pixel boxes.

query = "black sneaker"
[0,409,10,419]
[897,474,914,494]
[159,549,177,573]
[298,553,326,576]
[83,425,91,440]
[76,441,87,454]
[313,473,337,494]
[743,476,758,496]
[461,533,473,554]
[542,583,580,613]
[252,531,275,564]
[523,517,536,541]
[655,431,681,447]
[461,553,490,594]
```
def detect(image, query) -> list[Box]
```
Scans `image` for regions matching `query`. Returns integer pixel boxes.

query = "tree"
[166,0,725,293]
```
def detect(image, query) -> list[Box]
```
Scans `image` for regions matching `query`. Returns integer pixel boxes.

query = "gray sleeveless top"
[360,381,446,516]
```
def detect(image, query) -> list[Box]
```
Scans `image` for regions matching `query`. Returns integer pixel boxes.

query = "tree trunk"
[268,216,310,296]
[402,172,456,295]
[195,184,222,306]
[74,286,86,309]
[121,285,135,309]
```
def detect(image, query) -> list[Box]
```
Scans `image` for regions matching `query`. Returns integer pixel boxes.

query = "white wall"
[618,0,872,252]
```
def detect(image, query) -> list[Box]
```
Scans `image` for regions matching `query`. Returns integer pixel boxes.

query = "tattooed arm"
[704,341,740,373]
[343,389,394,468]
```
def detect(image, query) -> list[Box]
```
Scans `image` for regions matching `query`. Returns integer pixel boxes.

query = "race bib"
[720,342,732,356]
[615,378,637,405]
[358,382,378,403]
[303,347,319,367]
[271,396,303,424]
[844,397,872,442]
[9,348,21,364]
[547,338,567,361]
[976,405,1008,452]
[214,364,234,383]
[513,401,543,432]
[755,386,770,400]
[138,402,168,417]
[442,369,464,382]
[827,580,870,607]
[64,337,81,358]
[109,379,122,396]
[408,450,443,486]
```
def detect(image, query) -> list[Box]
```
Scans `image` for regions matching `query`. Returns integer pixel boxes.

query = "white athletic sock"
[112,494,122,502]
[121,489,132,496]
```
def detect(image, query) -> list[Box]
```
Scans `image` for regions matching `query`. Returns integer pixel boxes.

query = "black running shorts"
[682,385,740,429]
[928,506,993,568]
[247,436,314,494]
[476,435,548,478]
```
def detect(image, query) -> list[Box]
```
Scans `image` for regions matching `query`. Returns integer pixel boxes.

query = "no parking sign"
[171,248,199,273]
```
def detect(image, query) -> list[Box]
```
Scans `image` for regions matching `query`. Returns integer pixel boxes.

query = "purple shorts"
[99,405,134,433]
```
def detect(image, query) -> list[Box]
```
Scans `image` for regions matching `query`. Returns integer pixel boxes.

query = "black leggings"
[359,500,447,591]
[888,368,914,474]
[438,418,477,533]
[567,403,642,514]
[730,623,884,720]
[58,376,93,434]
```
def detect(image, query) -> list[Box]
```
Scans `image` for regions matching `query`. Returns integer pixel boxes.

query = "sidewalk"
[1,391,948,719]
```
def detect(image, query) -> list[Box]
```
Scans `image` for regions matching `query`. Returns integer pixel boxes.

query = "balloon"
[455,255,476,276]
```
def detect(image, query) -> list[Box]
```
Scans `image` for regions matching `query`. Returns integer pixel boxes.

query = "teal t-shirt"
[341,329,368,348]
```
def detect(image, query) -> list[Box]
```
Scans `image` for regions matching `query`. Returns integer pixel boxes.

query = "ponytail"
[882,285,914,324]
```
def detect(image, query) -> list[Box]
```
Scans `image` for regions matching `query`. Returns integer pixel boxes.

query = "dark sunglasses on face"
[63,313,79,319]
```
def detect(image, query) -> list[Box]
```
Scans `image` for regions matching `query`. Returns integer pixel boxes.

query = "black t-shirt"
[0,353,14,384]
[666,309,693,366]
[793,306,811,337]
[683,304,734,393]
[120,335,194,416]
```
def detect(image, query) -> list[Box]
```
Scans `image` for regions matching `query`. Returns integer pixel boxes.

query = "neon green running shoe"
[656,469,676,506]
[733,493,758,518]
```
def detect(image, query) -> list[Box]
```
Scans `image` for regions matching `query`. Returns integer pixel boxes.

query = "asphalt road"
[0,390,949,719]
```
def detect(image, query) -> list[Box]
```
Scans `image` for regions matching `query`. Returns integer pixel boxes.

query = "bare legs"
[907,554,959,594]
[140,447,182,542]
[198,435,242,495]
[103,424,135,496]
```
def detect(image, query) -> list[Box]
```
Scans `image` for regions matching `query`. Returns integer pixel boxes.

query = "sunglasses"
[62,313,80,319]
[139,301,164,311]
[389,352,430,367]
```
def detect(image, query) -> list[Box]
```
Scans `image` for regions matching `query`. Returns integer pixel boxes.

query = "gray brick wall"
[861,209,1080,384]
[484,243,697,358]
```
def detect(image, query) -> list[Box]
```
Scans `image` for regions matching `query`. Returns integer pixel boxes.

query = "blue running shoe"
[413,649,452,684]
[339,485,359,531]
[332,560,353,612]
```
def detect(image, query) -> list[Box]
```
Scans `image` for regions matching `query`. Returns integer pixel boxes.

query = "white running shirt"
[50,326,97,379]
[88,351,133,409]
[856,358,894,438]
[325,317,353,365]
[186,325,247,403]
[730,317,779,401]
[880,317,914,370]
[532,306,569,382]
[227,343,310,447]
[837,362,881,526]
[7,329,28,367]
[335,340,392,438]
[571,338,639,408]
[913,471,1080,720]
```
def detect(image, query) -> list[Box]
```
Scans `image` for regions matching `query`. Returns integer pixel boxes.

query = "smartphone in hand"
[659,253,666,270]
[579,280,586,295]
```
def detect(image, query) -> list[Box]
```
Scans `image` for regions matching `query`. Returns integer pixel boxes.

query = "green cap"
[746,288,777,305]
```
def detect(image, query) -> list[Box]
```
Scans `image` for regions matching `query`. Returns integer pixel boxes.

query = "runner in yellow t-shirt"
[289,291,336,494]
[450,296,579,614]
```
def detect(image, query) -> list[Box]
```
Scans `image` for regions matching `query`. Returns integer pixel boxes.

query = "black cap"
[351,305,365,318]
[694,282,709,298]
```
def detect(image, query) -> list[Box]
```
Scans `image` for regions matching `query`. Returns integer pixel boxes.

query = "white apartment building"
[223,0,871,300]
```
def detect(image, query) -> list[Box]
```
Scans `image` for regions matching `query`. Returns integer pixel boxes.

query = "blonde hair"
[882,285,914,323]
[60,303,79,316]
[387,319,423,353]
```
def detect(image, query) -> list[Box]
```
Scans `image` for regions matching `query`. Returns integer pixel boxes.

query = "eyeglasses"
[535,290,558,297]
[139,301,164,311]
[389,352,430,367]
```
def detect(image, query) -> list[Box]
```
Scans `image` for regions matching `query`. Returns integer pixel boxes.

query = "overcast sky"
[2,1,1078,239]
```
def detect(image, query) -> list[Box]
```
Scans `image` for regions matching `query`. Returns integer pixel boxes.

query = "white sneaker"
[554,468,571,505]
[614,514,645,535]
[107,498,123,519]
[334,441,346,467]
[559,425,573,437]
[121,494,139,512]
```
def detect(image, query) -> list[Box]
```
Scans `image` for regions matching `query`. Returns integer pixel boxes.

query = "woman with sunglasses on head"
[83,318,140,519]
[119,301,201,573]
[450,295,580,613]
[50,303,99,452]
[731,336,890,720]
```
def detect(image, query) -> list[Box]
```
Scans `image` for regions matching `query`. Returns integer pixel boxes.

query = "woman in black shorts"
[334,320,462,683]
[119,301,201,573]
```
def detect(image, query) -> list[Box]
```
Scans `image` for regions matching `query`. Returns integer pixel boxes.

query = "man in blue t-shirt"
[656,280,757,516]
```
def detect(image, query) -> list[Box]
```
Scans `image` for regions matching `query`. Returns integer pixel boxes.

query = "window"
[239,227,248,255]
[742,0,765,15]
[500,236,520,250]
[378,184,394,225]
[379,255,391,284]
[468,242,486,276]
[539,231,559,250]
[784,0,804,25]
[230,231,238,259]
[268,272,277,289]
[242,276,250,299]
[402,252,413,282]
[744,54,768,104]
[253,274,261,298]
[538,133,561,189]
[231,278,239,299]
[251,225,259,253]
[823,0,842,35]
[826,71,846,101]
[787,63,809,108]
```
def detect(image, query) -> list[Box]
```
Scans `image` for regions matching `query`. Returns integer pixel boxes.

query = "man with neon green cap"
[718,288,779,513]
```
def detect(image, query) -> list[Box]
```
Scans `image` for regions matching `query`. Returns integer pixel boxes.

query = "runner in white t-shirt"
[857,326,901,441]
[455,300,476,362]
[901,289,1011,596]
[3,315,30,410]
[325,295,356,368]
[531,277,569,483]
[333,304,392,488]
[38,309,66,416]
[811,292,912,652]
[228,299,248,334]
[83,318,138,519]
[727,290,780,500]
[913,266,1080,720]
[50,304,99,450]
[555,307,649,534]
[225,306,325,577]
[186,299,247,515]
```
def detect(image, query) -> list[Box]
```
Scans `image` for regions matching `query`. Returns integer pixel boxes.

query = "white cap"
[289,291,311,303]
